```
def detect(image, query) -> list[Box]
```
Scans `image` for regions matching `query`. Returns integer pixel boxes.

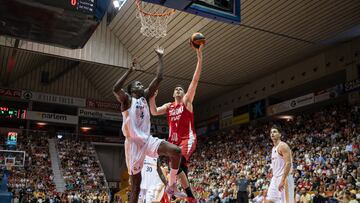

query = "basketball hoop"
[135,0,176,38]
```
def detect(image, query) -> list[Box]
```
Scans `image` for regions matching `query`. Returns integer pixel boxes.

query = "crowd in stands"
[0,102,359,203]
[0,131,110,202]
[1,133,57,202]
[188,104,360,203]
[57,139,109,202]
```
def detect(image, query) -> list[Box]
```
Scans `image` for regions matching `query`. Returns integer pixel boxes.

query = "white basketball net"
[135,0,176,38]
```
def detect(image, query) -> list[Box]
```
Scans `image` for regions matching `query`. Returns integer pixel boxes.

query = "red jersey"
[167,102,197,145]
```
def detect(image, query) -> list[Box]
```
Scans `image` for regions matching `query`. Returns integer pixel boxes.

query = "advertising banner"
[267,93,314,115]
[78,108,122,121]
[86,99,121,111]
[0,88,21,98]
[22,91,86,107]
[27,111,78,124]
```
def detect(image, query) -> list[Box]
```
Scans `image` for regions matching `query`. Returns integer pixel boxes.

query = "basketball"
[190,32,205,48]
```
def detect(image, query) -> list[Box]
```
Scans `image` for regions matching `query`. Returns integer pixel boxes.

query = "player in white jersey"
[266,125,294,203]
[138,156,166,203]
[113,47,186,203]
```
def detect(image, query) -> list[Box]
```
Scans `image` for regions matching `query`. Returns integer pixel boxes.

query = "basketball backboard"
[142,0,241,24]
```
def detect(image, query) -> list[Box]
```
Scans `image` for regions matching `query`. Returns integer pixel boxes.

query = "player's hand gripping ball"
[190,32,205,49]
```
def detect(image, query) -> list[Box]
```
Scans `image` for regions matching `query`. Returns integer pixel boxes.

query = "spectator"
[312,190,327,203]
[237,171,250,203]
[341,191,352,203]
[252,189,267,203]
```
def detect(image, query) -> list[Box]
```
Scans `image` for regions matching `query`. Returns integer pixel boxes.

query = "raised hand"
[153,89,159,98]
[155,46,165,57]
[196,44,204,55]
[130,58,138,72]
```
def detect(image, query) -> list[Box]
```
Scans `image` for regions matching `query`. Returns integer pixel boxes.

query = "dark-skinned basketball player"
[113,47,186,203]
[149,44,204,203]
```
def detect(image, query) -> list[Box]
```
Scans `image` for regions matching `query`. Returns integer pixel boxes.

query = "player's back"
[167,102,196,143]
[141,156,163,190]
[122,97,151,142]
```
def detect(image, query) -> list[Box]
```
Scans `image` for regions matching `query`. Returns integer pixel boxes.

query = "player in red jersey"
[149,44,203,203]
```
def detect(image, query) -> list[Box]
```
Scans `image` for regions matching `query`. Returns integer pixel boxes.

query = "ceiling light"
[277,115,294,121]
[113,0,120,8]
[37,122,47,126]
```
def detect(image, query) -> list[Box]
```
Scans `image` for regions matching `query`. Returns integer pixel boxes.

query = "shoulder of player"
[278,142,290,152]
[182,94,194,105]
[180,98,193,112]
[121,95,133,112]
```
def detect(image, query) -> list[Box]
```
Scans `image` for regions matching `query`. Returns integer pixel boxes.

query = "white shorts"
[138,187,165,203]
[125,136,163,175]
[267,175,294,203]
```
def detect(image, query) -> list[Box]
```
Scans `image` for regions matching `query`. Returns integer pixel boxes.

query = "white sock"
[169,168,178,186]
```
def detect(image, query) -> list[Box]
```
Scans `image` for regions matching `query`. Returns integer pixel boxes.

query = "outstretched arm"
[278,143,292,191]
[112,60,136,109]
[149,90,170,116]
[157,159,168,185]
[145,47,164,99]
[184,44,203,105]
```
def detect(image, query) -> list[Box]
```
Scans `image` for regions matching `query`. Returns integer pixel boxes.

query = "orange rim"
[135,0,176,17]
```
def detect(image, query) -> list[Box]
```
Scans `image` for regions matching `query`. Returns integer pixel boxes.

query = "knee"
[168,145,181,158]
[173,146,182,156]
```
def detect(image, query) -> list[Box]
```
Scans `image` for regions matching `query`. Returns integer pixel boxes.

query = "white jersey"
[122,97,151,142]
[271,142,292,178]
[140,156,164,190]
[122,97,163,175]
[268,142,295,203]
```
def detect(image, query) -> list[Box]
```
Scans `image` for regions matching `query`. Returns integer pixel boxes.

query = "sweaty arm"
[157,159,168,185]
[149,91,170,116]
[112,63,135,111]
[184,44,203,108]
[145,48,164,99]
[279,143,292,183]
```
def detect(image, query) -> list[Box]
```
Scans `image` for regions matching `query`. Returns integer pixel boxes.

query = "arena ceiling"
[1,0,360,105]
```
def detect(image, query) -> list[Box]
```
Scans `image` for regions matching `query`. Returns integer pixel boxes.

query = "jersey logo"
[136,104,145,110]
[169,105,184,116]
[135,100,146,119]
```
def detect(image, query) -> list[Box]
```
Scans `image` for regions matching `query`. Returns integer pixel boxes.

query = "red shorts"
[179,138,197,164]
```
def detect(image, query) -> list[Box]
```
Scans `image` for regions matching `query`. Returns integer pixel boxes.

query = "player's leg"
[129,173,142,203]
[138,189,147,203]
[178,139,197,202]
[157,140,186,197]
[125,139,147,203]
[266,177,281,203]
[145,189,156,203]
[144,136,185,198]
[177,161,195,202]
